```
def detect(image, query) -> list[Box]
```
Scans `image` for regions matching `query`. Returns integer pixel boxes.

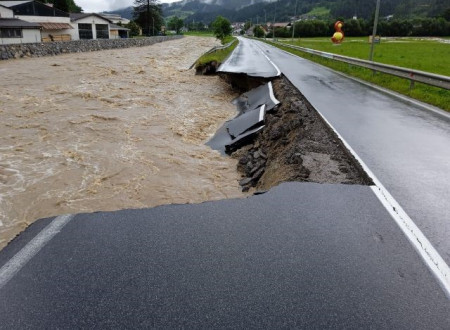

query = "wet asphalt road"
[1,183,450,328]
[218,36,280,77]
[237,37,450,264]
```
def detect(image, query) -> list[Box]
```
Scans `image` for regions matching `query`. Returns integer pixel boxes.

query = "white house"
[0,4,41,44]
[0,1,73,41]
[0,3,13,18]
[70,13,112,40]
[1,1,120,43]
[100,13,130,25]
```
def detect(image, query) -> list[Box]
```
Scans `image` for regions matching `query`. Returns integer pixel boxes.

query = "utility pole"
[273,0,278,40]
[147,0,150,36]
[291,0,298,42]
[369,0,381,61]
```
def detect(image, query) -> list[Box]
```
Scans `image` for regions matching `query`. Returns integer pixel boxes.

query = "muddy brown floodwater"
[0,36,245,250]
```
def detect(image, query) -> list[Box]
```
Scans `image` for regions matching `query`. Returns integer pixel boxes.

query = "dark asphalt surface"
[1,183,450,328]
[240,38,450,264]
[218,36,280,78]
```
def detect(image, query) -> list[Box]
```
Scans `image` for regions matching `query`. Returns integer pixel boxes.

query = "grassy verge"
[266,39,450,111]
[195,37,238,69]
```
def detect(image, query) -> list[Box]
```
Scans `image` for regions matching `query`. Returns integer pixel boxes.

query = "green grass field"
[269,37,450,111]
[283,37,450,76]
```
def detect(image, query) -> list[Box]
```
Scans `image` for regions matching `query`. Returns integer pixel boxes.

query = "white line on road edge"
[315,110,450,298]
[0,214,74,291]
[259,104,266,122]
[251,39,281,77]
[256,43,450,297]
[268,81,280,106]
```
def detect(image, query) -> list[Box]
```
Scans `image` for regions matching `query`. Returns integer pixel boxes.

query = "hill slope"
[108,0,449,23]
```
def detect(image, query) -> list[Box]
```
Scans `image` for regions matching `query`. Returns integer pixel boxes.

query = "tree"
[212,16,232,43]
[134,0,163,36]
[168,16,184,34]
[126,21,141,37]
[253,25,265,38]
[42,0,82,13]
[443,8,450,21]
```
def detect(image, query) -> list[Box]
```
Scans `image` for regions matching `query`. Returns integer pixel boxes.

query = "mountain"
[103,6,134,20]
[164,0,275,11]
[108,0,449,24]
[163,0,449,23]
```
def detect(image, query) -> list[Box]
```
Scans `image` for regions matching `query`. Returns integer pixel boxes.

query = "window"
[95,24,108,39]
[0,28,22,38]
[78,23,92,39]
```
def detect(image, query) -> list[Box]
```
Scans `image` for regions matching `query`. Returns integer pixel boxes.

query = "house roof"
[110,23,129,31]
[0,3,13,9]
[0,1,32,7]
[0,17,40,28]
[0,1,69,17]
[70,13,112,23]
[40,22,72,30]
[273,22,290,28]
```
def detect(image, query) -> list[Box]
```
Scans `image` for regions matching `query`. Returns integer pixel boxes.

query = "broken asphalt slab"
[207,82,279,154]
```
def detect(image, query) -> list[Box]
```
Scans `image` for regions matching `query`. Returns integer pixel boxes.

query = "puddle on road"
[0,37,245,250]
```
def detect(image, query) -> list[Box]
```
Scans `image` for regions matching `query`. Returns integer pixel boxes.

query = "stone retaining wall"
[0,36,183,60]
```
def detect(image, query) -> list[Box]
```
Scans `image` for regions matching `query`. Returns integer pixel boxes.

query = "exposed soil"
[232,76,373,191]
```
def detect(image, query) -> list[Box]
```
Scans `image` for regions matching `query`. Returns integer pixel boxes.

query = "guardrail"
[271,40,450,90]
[204,38,238,55]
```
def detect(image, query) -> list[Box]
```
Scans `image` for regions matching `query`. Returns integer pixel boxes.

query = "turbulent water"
[0,37,244,249]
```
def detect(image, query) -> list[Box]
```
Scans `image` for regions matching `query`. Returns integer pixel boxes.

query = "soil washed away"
[0,37,245,250]
[232,76,373,192]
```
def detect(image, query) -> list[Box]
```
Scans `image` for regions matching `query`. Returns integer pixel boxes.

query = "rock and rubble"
[231,76,373,192]
[0,36,182,61]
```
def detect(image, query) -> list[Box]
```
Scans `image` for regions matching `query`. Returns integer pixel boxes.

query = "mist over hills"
[108,0,449,23]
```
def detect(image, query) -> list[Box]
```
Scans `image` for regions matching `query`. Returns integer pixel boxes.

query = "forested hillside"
[162,0,449,22]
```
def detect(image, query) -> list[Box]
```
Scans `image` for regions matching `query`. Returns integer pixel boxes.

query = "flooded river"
[0,37,244,249]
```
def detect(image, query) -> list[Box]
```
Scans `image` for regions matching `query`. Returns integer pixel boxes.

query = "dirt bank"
[0,36,245,250]
[232,76,373,191]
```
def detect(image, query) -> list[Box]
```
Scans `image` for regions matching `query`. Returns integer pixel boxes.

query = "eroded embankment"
[228,76,373,191]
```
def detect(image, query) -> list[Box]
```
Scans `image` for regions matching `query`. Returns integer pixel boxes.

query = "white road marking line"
[257,42,450,296]
[268,81,280,106]
[250,38,281,77]
[262,52,281,76]
[310,103,450,298]
[259,104,266,122]
[0,214,74,290]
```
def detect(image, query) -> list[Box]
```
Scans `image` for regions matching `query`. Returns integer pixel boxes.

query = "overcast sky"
[76,0,179,13]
